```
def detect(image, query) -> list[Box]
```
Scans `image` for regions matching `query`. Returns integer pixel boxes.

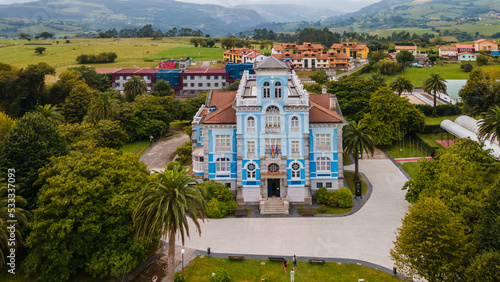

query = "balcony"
[265,127,280,134]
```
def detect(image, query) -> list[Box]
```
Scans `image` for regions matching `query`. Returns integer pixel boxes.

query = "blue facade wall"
[207,128,237,181]
[226,63,255,81]
[155,70,182,88]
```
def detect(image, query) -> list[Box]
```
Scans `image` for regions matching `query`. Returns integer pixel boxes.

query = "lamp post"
[181,248,185,270]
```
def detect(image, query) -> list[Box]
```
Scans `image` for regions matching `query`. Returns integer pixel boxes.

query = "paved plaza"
[182,159,410,269]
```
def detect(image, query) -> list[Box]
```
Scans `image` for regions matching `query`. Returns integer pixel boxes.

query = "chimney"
[330,94,337,111]
[322,85,327,94]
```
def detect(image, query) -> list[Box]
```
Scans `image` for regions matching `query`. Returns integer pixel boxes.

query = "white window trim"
[316,134,330,151]
[317,157,331,172]
[216,135,231,152]
[216,157,231,173]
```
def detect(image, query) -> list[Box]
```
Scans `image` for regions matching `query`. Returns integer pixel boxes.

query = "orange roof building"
[271,42,354,69]
[190,56,347,209]
[329,42,369,59]
[474,39,498,52]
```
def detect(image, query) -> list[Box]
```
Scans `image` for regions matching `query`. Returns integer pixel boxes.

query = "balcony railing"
[265,127,280,133]
[216,146,231,152]
[316,145,330,151]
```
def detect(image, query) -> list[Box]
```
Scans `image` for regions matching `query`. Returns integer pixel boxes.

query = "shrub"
[213,268,229,282]
[315,187,328,205]
[318,205,327,213]
[65,39,70,43]
[175,141,192,161]
[336,187,353,208]
[76,52,118,64]
[326,191,339,207]
[205,198,225,218]
[477,55,488,66]
[217,186,234,202]
[220,200,238,215]
[416,104,462,116]
[166,161,182,171]
[460,63,473,72]
[174,270,186,282]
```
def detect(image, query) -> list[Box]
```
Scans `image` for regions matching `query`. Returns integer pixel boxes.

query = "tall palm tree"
[123,76,147,101]
[478,105,500,143]
[133,165,206,282]
[35,104,65,124]
[85,91,121,122]
[0,186,30,265]
[390,76,414,96]
[343,121,375,181]
[423,73,447,117]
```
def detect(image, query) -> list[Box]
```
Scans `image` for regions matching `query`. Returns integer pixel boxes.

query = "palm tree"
[133,165,206,282]
[0,186,30,265]
[369,72,386,86]
[85,91,121,122]
[478,105,500,143]
[343,121,375,181]
[423,73,447,117]
[390,76,413,96]
[123,76,147,101]
[35,104,65,124]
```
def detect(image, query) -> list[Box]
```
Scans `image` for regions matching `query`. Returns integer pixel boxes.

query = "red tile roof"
[440,46,457,51]
[309,93,343,123]
[113,68,158,75]
[183,68,226,74]
[455,44,474,48]
[203,102,236,124]
[209,91,237,108]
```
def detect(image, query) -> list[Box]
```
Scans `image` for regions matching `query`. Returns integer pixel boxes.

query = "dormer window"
[275,82,282,99]
[263,81,270,99]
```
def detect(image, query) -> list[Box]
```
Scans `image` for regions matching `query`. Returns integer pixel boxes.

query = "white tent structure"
[441,115,500,159]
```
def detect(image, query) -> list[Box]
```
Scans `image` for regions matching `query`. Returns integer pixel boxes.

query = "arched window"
[291,116,299,132]
[247,116,255,133]
[216,157,231,172]
[291,162,301,178]
[275,81,282,99]
[316,157,331,172]
[263,81,270,99]
[268,163,279,173]
[247,163,256,179]
[265,106,280,130]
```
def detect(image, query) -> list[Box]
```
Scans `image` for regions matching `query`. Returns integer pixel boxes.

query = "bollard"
[207,247,211,255]
[393,266,397,275]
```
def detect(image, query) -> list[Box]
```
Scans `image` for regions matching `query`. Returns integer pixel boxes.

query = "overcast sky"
[0,0,381,11]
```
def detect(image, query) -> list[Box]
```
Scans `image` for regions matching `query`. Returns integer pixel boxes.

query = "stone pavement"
[181,159,410,270]
[140,132,190,172]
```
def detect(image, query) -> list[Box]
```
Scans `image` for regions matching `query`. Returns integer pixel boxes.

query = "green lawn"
[120,139,151,156]
[344,171,368,195]
[400,162,423,179]
[183,256,402,281]
[170,120,192,131]
[425,115,460,126]
[144,45,226,61]
[381,136,432,159]
[314,206,351,215]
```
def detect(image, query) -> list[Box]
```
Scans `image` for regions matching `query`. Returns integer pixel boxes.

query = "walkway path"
[182,159,409,270]
[140,132,190,172]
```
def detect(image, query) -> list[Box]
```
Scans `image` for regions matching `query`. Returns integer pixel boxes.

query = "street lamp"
[181,249,185,270]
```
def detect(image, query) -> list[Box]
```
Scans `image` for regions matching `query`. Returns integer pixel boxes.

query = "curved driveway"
[183,159,410,269]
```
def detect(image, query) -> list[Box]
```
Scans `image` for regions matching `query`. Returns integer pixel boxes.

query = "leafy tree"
[181,93,207,121]
[391,197,472,282]
[403,138,500,226]
[0,185,30,266]
[460,63,473,72]
[396,50,415,66]
[19,32,30,40]
[119,94,175,141]
[367,50,389,66]
[0,112,68,209]
[477,55,489,66]
[85,91,121,123]
[124,76,147,102]
[58,121,128,150]
[24,148,151,281]
[0,111,15,145]
[45,70,86,105]
[465,250,500,282]
[309,71,329,85]
[221,80,240,91]
[374,59,403,75]
[133,165,206,282]
[423,73,447,117]
[389,76,413,96]
[369,72,386,86]
[475,179,500,252]
[459,68,500,116]
[152,79,173,97]
[342,121,375,181]
[303,83,322,94]
[34,47,46,55]
[38,31,53,39]
[361,87,425,145]
[478,105,500,143]
[67,66,112,92]
[327,76,384,122]
[61,84,99,123]
[35,104,65,124]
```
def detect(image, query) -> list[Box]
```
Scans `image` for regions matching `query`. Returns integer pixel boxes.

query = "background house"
[474,39,499,52]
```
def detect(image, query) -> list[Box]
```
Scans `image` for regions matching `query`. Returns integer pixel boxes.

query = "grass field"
[0,37,226,75]
[120,139,151,156]
[400,162,423,179]
[344,171,368,195]
[183,255,402,281]
[425,115,460,126]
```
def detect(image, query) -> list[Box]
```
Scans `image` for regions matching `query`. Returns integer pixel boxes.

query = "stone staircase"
[259,196,289,215]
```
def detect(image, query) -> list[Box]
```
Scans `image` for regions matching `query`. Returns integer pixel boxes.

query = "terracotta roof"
[455,44,474,48]
[208,91,237,108]
[203,102,236,124]
[95,68,121,74]
[309,93,342,123]
[273,45,285,51]
[395,46,417,50]
[113,68,157,75]
[183,68,226,74]
[245,52,263,59]
[353,44,368,50]
[440,46,457,51]
[330,43,342,49]
[474,39,490,43]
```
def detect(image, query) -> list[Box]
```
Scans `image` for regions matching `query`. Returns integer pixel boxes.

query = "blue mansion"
[191,57,347,214]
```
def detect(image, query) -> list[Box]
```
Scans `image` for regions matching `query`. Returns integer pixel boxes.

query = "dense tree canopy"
[0,112,68,208]
[45,70,86,106]
[61,84,99,123]
[24,148,152,281]
[181,93,207,121]
[327,76,384,122]
[0,111,15,145]
[459,68,500,116]
[360,87,425,145]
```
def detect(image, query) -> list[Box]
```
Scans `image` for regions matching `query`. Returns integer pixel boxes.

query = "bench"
[309,259,326,264]
[301,209,315,216]
[268,256,285,262]
[234,209,248,216]
[228,255,244,260]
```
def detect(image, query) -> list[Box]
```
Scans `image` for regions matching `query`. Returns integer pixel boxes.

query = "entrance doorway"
[267,179,280,197]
